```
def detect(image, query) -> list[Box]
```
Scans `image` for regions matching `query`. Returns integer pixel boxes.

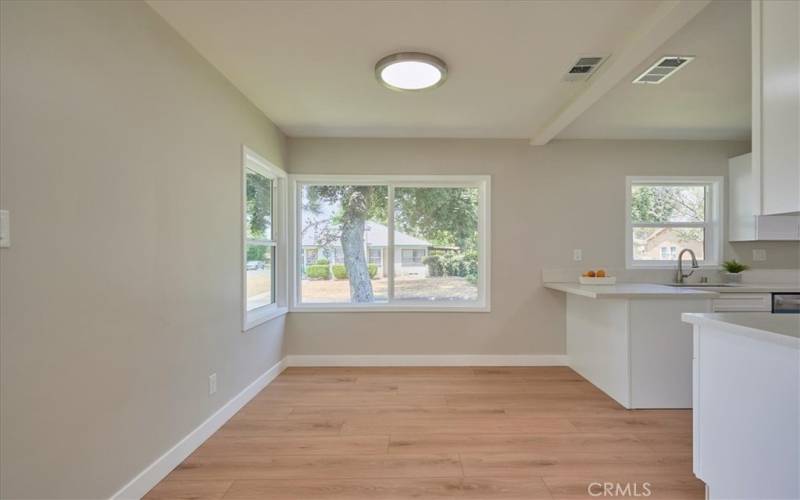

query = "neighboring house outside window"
[301,221,430,278]
[626,176,722,268]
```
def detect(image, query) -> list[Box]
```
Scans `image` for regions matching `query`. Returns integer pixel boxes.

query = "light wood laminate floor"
[145,367,703,500]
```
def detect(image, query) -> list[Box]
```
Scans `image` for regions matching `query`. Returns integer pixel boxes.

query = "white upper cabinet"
[729,153,800,241]
[752,0,800,215]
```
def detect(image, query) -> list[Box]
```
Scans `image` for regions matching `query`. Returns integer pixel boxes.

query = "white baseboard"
[286,354,568,367]
[111,357,287,500]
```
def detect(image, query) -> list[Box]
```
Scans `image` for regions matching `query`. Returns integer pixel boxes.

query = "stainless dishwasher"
[772,293,800,314]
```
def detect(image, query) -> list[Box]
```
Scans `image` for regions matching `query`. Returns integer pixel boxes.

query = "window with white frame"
[659,246,678,260]
[626,176,722,268]
[243,147,287,329]
[368,247,382,266]
[293,176,490,311]
[401,248,425,265]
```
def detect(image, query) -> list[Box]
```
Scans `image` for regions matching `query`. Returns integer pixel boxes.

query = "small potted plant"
[721,259,749,283]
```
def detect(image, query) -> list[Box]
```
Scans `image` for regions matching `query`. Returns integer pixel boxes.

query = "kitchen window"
[242,146,288,329]
[292,175,490,311]
[625,176,722,269]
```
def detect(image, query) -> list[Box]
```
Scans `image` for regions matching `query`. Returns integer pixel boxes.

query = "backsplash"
[727,241,800,270]
[542,267,800,284]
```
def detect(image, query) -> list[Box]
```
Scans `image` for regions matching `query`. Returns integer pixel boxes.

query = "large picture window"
[242,147,287,329]
[625,176,722,269]
[293,176,490,311]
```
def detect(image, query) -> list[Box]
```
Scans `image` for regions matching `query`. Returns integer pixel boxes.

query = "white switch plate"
[752,249,767,262]
[573,249,582,261]
[209,373,217,395]
[0,210,9,248]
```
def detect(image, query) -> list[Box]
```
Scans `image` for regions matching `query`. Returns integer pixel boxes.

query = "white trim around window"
[625,176,723,269]
[289,174,491,312]
[242,146,288,330]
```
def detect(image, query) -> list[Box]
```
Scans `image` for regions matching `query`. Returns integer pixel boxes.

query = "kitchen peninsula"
[544,282,717,408]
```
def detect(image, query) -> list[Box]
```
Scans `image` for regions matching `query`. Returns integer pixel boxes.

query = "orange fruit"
[596,270,606,277]
[586,270,596,277]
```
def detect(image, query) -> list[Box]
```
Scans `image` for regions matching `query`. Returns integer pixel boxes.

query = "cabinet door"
[728,154,756,241]
[758,0,800,215]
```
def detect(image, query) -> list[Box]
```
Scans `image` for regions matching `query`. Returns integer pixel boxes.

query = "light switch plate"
[752,249,767,261]
[209,373,217,395]
[573,249,582,261]
[0,210,9,248]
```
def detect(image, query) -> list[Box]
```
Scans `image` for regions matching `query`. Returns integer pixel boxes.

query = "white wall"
[286,138,772,356]
[0,1,287,498]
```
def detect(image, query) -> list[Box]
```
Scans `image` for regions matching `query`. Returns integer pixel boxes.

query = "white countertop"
[682,312,800,349]
[543,282,718,299]
[673,283,800,293]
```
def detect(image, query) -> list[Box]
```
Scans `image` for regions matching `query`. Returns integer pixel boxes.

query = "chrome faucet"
[676,248,699,283]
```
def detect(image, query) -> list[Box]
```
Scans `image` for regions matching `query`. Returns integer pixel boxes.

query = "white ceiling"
[561,0,750,140]
[148,0,749,141]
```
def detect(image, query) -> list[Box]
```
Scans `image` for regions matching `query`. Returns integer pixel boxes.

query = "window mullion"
[246,238,277,246]
[387,184,395,302]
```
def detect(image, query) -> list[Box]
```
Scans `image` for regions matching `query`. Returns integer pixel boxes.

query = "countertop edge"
[682,313,800,349]
[543,282,719,299]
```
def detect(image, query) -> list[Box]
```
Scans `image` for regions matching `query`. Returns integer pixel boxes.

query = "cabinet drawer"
[712,293,772,312]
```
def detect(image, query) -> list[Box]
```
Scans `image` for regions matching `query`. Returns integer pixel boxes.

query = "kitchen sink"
[666,283,741,287]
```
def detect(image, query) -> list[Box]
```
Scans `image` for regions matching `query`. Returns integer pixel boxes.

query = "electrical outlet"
[752,249,767,262]
[573,249,582,262]
[209,373,217,395]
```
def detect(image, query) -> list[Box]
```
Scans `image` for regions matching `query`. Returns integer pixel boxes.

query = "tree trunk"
[340,190,374,303]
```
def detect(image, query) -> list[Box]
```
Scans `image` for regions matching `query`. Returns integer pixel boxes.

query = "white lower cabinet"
[692,324,800,499]
[566,294,710,409]
[711,293,771,312]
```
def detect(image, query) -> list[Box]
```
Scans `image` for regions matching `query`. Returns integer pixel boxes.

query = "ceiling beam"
[529,0,712,146]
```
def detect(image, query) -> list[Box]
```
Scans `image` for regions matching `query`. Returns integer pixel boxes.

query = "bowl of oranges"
[579,269,616,285]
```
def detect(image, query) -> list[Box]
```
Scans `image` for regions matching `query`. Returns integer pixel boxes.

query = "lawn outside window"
[290,175,491,312]
[242,146,288,330]
[625,176,723,269]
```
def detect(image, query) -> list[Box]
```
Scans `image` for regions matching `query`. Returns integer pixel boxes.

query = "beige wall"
[284,138,799,356]
[0,1,288,498]
[1,1,798,498]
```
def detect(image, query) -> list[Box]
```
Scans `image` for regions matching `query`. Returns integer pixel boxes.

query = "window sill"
[626,263,721,270]
[244,306,289,331]
[290,304,490,313]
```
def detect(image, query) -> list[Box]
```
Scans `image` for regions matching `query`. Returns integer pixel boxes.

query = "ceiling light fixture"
[375,52,447,92]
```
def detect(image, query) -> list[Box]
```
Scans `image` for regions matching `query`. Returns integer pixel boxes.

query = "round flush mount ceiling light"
[375,52,448,92]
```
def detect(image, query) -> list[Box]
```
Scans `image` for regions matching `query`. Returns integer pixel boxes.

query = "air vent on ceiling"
[633,56,695,84]
[563,56,608,81]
